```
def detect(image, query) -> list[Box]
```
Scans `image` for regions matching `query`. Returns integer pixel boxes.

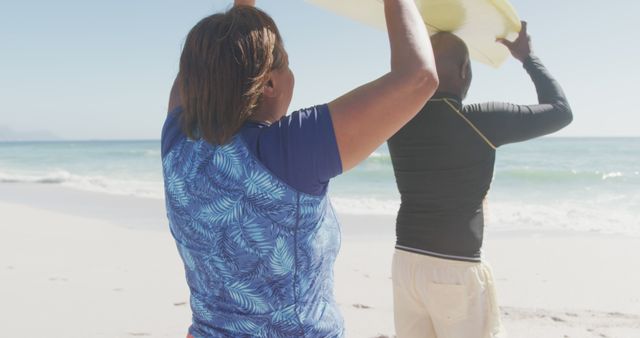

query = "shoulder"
[274,104,332,128]
[243,104,334,147]
[240,104,342,196]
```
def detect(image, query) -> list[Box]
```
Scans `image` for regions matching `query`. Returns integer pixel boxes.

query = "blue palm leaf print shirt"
[161,105,344,337]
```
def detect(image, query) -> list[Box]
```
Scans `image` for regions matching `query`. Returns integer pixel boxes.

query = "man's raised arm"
[466,21,573,147]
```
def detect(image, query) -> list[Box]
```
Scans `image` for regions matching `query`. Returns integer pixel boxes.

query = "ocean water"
[0,138,638,236]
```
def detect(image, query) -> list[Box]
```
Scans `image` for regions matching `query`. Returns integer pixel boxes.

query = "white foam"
[368,152,389,159]
[0,170,72,184]
[330,194,640,237]
[602,172,624,180]
[330,196,399,216]
[1,169,637,237]
[485,198,640,237]
[0,170,164,199]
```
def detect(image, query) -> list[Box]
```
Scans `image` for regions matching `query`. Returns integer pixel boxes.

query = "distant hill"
[0,126,61,141]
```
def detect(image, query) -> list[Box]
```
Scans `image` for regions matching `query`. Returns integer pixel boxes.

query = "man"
[388,22,572,338]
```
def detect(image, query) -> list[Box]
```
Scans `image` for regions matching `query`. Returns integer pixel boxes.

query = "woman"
[161,0,438,337]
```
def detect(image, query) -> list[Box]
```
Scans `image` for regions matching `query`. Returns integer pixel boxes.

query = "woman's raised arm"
[329,0,439,171]
[234,0,255,6]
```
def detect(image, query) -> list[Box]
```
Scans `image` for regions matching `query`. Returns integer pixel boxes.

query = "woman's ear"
[262,74,277,98]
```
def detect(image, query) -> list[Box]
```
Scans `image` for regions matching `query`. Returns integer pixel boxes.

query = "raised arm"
[466,21,573,147]
[329,0,439,171]
[233,0,255,6]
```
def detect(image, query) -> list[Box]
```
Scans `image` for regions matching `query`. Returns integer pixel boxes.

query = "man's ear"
[262,74,277,98]
[461,58,470,80]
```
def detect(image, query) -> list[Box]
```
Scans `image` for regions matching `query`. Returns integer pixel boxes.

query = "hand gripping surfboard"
[307,0,521,68]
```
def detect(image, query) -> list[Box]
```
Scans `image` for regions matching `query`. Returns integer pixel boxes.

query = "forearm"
[234,0,255,6]
[328,0,438,171]
[473,21,572,146]
[384,0,437,82]
[523,55,570,110]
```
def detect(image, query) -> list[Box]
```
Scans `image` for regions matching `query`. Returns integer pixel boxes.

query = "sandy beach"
[1,183,639,338]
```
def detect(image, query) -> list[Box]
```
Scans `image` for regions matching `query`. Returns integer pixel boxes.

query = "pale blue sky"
[0,0,636,140]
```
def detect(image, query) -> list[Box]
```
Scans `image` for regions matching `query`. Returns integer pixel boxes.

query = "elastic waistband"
[395,245,482,264]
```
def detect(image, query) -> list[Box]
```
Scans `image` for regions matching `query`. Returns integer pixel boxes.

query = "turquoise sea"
[1,138,638,236]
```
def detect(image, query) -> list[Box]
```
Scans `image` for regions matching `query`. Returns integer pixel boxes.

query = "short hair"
[179,6,287,145]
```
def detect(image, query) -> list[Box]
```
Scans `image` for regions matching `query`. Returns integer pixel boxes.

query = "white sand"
[0,201,190,337]
[1,184,639,337]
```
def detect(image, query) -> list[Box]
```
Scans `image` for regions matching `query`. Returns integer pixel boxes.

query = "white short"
[392,249,506,338]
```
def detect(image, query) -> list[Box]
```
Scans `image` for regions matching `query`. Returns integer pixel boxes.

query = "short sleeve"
[161,106,186,158]
[240,104,343,196]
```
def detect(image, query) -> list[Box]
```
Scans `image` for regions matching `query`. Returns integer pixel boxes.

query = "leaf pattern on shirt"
[162,135,343,337]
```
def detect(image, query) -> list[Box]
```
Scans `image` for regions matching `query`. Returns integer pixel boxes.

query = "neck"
[250,111,275,124]
[435,83,463,100]
[251,102,280,124]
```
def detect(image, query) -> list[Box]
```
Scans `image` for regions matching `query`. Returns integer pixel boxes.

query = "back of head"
[430,32,471,98]
[179,6,287,145]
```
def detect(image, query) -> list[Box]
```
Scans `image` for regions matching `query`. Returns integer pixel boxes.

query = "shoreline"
[1,183,639,337]
[1,182,637,239]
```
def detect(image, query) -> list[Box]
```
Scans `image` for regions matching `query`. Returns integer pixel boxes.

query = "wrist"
[234,0,255,6]
[521,54,537,67]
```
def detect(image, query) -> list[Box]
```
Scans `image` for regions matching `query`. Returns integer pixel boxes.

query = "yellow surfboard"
[307,0,521,68]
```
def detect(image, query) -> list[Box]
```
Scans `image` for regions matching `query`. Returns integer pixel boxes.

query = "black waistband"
[395,245,482,263]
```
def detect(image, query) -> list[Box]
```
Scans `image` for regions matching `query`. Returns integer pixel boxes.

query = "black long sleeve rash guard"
[388,55,573,261]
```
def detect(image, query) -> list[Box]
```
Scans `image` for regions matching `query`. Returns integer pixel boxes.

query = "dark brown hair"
[178,6,286,144]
